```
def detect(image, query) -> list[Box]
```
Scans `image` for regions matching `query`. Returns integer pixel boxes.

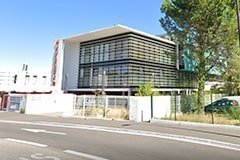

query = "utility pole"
[236,0,240,46]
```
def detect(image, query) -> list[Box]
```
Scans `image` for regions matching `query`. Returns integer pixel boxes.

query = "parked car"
[204,98,239,113]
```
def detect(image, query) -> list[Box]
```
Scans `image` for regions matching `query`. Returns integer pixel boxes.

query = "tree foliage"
[160,0,238,113]
[136,82,159,96]
[223,53,240,95]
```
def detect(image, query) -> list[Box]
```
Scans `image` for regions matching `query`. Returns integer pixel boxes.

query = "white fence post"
[83,95,86,116]
[73,95,76,113]
[114,97,117,109]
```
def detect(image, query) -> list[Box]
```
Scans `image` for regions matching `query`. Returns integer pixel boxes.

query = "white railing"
[74,95,129,120]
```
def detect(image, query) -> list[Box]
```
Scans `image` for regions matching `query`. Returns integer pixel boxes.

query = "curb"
[150,119,240,130]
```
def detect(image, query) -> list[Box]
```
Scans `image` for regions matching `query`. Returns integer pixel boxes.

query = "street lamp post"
[152,73,155,87]
[101,70,106,96]
[150,73,155,120]
[101,70,107,118]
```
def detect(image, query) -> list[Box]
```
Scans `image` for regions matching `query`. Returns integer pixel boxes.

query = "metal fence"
[170,95,181,114]
[170,94,224,115]
[74,95,129,120]
[74,94,224,120]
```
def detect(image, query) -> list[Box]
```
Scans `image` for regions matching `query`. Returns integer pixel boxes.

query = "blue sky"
[0,0,165,73]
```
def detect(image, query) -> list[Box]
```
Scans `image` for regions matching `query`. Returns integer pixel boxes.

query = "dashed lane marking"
[5,138,48,147]
[64,150,109,160]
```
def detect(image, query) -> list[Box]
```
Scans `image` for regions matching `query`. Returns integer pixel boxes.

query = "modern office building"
[51,25,197,95]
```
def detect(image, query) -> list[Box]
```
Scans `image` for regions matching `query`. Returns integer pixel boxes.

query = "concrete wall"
[24,93,74,116]
[62,42,79,91]
[129,96,171,122]
[21,94,171,121]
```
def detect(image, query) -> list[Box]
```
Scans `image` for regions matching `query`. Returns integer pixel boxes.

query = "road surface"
[0,112,240,160]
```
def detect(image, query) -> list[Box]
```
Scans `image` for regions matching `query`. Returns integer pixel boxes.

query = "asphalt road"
[0,112,240,160]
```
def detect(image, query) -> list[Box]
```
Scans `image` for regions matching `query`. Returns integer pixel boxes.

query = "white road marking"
[1,120,240,151]
[64,150,109,160]
[31,153,45,159]
[5,138,48,147]
[19,153,61,160]
[21,128,66,135]
[44,130,66,135]
[21,128,45,133]
[19,158,30,160]
[31,153,61,160]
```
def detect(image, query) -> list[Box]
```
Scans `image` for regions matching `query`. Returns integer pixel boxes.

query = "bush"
[225,107,240,124]
[180,94,198,113]
[20,108,25,114]
[136,81,160,96]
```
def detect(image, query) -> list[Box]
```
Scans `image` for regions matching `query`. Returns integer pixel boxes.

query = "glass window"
[105,43,109,52]
[139,67,144,74]
[94,53,99,62]
[80,55,85,64]
[90,54,93,62]
[81,47,85,54]
[109,51,115,60]
[91,46,94,54]
[93,68,98,77]
[92,68,98,86]
[122,65,128,74]
[115,50,121,59]
[100,44,104,53]
[89,68,93,86]
[80,47,85,64]
[122,41,128,48]
[99,53,103,61]
[80,69,84,78]
[122,50,128,58]
[85,54,89,63]
[110,42,115,50]
[104,52,109,61]
[25,75,30,85]
[115,66,121,75]
[33,75,37,85]
[108,66,114,75]
[99,67,103,76]
[116,41,122,48]
[95,45,99,53]
[42,76,47,85]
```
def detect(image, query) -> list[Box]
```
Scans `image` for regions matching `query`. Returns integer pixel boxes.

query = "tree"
[223,53,240,95]
[221,9,240,96]
[136,81,159,96]
[160,0,237,113]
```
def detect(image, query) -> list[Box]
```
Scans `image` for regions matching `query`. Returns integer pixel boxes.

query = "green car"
[204,98,239,113]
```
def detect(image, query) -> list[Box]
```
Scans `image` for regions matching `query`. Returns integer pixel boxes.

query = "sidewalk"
[150,119,240,130]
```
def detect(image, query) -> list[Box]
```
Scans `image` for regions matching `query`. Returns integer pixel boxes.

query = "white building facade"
[0,65,51,93]
[0,71,13,92]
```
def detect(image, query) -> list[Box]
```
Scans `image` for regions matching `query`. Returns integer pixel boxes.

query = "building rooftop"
[62,24,175,45]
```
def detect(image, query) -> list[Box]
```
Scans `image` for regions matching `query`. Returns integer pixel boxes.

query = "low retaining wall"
[25,93,74,116]
[129,96,171,122]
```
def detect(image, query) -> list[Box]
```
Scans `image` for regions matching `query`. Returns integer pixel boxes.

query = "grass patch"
[163,113,239,126]
[106,108,129,120]
[74,107,129,120]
